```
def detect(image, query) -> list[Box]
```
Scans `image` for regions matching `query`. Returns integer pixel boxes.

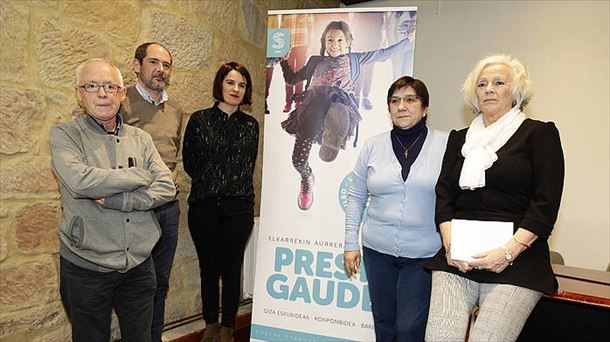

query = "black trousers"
[60,256,156,342]
[151,200,180,342]
[187,197,254,327]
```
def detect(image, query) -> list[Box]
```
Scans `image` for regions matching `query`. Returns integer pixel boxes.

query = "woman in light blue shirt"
[344,76,448,342]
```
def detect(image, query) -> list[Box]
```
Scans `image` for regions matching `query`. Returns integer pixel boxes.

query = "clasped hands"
[446,246,511,274]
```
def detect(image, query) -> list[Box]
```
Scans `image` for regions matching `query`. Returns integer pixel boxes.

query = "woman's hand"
[343,250,361,278]
[468,229,536,273]
[445,246,473,273]
[468,247,511,273]
[439,221,471,273]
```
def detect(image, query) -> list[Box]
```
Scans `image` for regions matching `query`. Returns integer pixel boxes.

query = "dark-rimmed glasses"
[390,95,421,106]
[78,83,122,94]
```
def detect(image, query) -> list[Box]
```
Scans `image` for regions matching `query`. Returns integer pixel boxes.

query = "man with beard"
[120,42,184,342]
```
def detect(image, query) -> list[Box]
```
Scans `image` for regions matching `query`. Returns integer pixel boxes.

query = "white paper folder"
[450,219,513,261]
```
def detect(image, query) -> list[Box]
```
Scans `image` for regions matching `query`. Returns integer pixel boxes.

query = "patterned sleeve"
[280,58,309,85]
[182,111,205,180]
[248,116,259,173]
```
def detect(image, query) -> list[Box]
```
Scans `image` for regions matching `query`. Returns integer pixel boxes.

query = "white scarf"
[459,106,526,190]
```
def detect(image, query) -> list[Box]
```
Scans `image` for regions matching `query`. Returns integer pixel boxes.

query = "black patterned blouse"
[182,102,259,203]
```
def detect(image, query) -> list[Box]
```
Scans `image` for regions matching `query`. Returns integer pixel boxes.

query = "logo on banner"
[338,172,369,219]
[267,28,291,57]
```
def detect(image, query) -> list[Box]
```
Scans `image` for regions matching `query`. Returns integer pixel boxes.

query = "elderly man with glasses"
[49,58,176,342]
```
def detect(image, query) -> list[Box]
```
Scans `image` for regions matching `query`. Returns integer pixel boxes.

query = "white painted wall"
[346,0,610,270]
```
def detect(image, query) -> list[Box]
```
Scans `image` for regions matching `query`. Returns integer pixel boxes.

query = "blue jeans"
[151,200,180,342]
[363,246,432,342]
[60,256,156,342]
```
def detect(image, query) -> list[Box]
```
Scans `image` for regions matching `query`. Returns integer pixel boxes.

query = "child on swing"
[280,20,413,210]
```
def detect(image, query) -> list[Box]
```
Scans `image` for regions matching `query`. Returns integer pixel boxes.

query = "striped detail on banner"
[251,324,354,342]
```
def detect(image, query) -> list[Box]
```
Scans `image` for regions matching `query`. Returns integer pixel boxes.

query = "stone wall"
[0,0,339,340]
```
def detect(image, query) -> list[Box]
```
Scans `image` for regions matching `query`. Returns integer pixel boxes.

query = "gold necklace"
[394,131,424,159]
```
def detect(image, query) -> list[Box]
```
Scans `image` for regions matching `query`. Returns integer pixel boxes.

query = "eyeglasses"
[78,83,122,94]
[390,95,421,106]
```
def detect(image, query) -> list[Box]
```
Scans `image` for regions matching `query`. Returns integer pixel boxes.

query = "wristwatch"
[502,246,513,266]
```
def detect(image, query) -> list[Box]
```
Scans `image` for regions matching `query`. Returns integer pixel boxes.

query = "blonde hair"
[462,54,533,114]
[74,58,124,87]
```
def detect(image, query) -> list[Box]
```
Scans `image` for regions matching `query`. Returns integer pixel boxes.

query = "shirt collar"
[88,114,123,135]
[135,82,169,105]
[213,101,241,120]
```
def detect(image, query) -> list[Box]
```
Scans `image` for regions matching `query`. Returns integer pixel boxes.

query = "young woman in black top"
[183,62,259,342]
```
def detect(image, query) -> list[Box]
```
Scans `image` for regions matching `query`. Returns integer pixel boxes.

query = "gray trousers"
[425,271,542,342]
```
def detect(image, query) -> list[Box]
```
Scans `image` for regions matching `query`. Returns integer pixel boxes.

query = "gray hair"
[74,58,124,87]
[462,54,533,114]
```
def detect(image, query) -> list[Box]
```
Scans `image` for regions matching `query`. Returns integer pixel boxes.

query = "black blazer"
[426,118,565,293]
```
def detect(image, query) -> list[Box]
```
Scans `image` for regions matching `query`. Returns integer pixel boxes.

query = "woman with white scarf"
[425,55,565,341]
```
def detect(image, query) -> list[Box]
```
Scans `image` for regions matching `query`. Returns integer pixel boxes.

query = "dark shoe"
[362,97,373,110]
[220,326,234,342]
[201,323,220,342]
[319,103,349,162]
[297,174,314,210]
[265,101,270,114]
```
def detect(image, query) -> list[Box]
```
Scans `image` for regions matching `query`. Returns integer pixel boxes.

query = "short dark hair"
[387,76,430,108]
[319,21,353,56]
[134,42,173,65]
[212,62,253,105]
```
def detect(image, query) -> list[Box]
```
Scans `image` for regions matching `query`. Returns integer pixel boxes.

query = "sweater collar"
[135,82,169,106]
[392,118,427,138]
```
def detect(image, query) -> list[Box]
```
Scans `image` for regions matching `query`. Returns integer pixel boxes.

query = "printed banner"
[253,7,418,341]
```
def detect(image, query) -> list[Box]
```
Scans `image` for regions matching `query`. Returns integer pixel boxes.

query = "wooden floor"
[169,312,252,342]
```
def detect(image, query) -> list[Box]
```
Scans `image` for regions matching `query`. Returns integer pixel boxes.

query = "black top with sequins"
[182,102,259,203]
